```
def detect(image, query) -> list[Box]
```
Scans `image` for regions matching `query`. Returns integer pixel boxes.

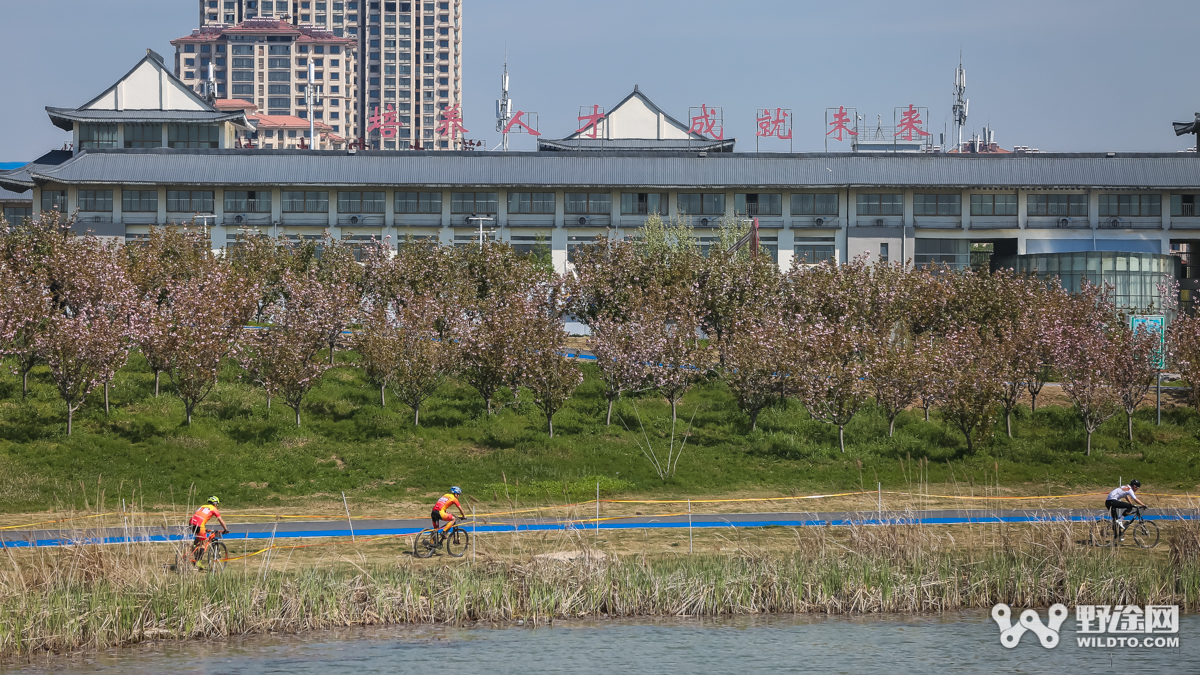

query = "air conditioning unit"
[813,217,825,227]
[874,218,884,227]
[350,215,360,224]
[700,217,710,227]
[578,216,587,226]
[1058,218,1068,227]
[1109,218,1121,227]
[234,214,245,224]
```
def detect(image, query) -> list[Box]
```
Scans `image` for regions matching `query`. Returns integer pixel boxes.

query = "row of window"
[79,124,220,149]
[43,189,1199,219]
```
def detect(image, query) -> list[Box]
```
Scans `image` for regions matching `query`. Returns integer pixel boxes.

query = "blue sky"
[1,0,1197,160]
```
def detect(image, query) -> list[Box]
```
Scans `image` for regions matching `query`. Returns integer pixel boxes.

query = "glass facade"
[994,251,1176,314]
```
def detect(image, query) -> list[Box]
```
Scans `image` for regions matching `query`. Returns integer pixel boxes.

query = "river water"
[5,612,1195,674]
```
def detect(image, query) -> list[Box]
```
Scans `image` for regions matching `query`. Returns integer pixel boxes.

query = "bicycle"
[413,521,470,558]
[174,528,230,572]
[1090,505,1158,549]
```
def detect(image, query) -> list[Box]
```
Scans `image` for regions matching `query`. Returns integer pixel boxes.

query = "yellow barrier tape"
[0,512,117,531]
[602,491,874,505]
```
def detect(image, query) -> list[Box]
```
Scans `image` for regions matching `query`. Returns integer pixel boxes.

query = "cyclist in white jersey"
[1105,480,1145,533]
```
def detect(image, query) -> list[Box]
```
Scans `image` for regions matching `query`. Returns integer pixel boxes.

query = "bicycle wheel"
[445,527,469,557]
[413,530,437,558]
[1090,518,1116,547]
[1133,520,1160,549]
[205,542,229,572]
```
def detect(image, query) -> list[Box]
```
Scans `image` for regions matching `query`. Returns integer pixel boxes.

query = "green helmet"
[207,495,220,505]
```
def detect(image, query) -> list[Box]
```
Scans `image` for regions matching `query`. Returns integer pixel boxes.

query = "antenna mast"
[495,53,511,151]
[952,54,968,152]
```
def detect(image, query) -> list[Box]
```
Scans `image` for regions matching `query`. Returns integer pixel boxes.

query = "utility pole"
[305,61,319,149]
[466,214,494,251]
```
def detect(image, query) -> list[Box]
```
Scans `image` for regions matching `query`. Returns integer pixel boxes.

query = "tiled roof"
[250,114,333,131]
[0,150,73,191]
[45,107,253,132]
[0,187,32,202]
[215,99,257,111]
[20,148,1200,190]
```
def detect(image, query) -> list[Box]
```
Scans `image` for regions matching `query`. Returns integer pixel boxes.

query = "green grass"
[1,351,1199,513]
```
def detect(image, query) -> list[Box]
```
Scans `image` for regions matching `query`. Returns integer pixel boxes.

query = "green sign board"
[1130,315,1166,369]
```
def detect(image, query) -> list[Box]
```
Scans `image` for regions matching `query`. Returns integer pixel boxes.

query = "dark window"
[450,192,497,214]
[167,190,215,213]
[77,190,113,212]
[970,194,1017,216]
[913,194,961,216]
[734,193,782,216]
[1028,194,1088,217]
[224,190,272,213]
[620,192,667,215]
[678,193,725,215]
[337,191,385,213]
[168,124,219,148]
[507,192,555,214]
[794,244,835,265]
[124,124,162,148]
[856,194,903,216]
[79,123,118,149]
[3,207,31,224]
[791,193,839,215]
[395,191,442,213]
[564,193,610,215]
[1099,194,1161,217]
[282,191,329,213]
[41,191,67,212]
[122,190,158,213]
[1172,194,1197,218]
[879,242,889,264]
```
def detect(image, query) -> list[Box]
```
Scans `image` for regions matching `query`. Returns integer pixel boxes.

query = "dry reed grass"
[3,513,1199,660]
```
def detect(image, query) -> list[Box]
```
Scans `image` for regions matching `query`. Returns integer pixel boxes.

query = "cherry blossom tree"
[1052,283,1123,456]
[936,325,1002,453]
[790,317,875,453]
[35,234,137,435]
[1110,318,1161,442]
[144,264,259,425]
[722,311,789,431]
[1168,313,1200,413]
[643,289,707,423]
[696,217,781,366]
[456,296,526,415]
[870,329,927,437]
[522,301,583,437]
[238,270,338,427]
[588,309,653,426]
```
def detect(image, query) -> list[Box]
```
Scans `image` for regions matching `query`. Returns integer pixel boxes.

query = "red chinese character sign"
[824,106,858,151]
[437,104,469,142]
[367,104,402,141]
[503,111,541,136]
[576,105,606,139]
[756,107,792,151]
[689,105,723,141]
[894,105,930,141]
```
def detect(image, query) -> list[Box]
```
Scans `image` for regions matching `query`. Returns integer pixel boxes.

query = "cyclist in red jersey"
[431,487,465,540]
[189,496,229,568]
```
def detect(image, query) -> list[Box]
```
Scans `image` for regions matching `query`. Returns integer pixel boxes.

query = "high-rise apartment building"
[195,0,463,150]
[172,21,359,140]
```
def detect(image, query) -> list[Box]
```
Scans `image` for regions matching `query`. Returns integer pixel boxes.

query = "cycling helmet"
[208,495,220,504]
[1129,480,1141,489]
[450,486,462,495]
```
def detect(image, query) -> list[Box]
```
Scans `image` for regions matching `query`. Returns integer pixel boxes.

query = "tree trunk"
[413,403,420,427]
[838,425,846,453]
[486,396,492,415]
[267,395,272,410]
[606,397,614,426]
[1030,392,1038,412]
[22,369,29,400]
[1006,409,1013,438]
[923,404,930,422]
[547,414,554,438]
[154,371,160,398]
[380,384,386,407]
[1127,412,1134,442]
[1086,429,1093,456]
[750,409,759,431]
[671,398,678,424]
[295,408,302,428]
[888,413,897,437]
[329,343,336,365]
[104,381,110,416]
[186,404,193,426]
[67,406,73,435]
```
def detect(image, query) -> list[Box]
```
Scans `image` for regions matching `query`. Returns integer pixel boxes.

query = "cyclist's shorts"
[432,508,454,522]
[189,524,203,537]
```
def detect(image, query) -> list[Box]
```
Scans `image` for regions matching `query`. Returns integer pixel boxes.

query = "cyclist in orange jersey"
[189,496,229,567]
[431,487,465,540]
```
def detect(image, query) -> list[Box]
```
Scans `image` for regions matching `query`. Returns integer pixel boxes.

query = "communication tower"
[952,55,969,152]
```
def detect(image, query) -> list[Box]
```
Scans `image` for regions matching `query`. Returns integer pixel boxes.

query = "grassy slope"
[1,352,1199,513]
